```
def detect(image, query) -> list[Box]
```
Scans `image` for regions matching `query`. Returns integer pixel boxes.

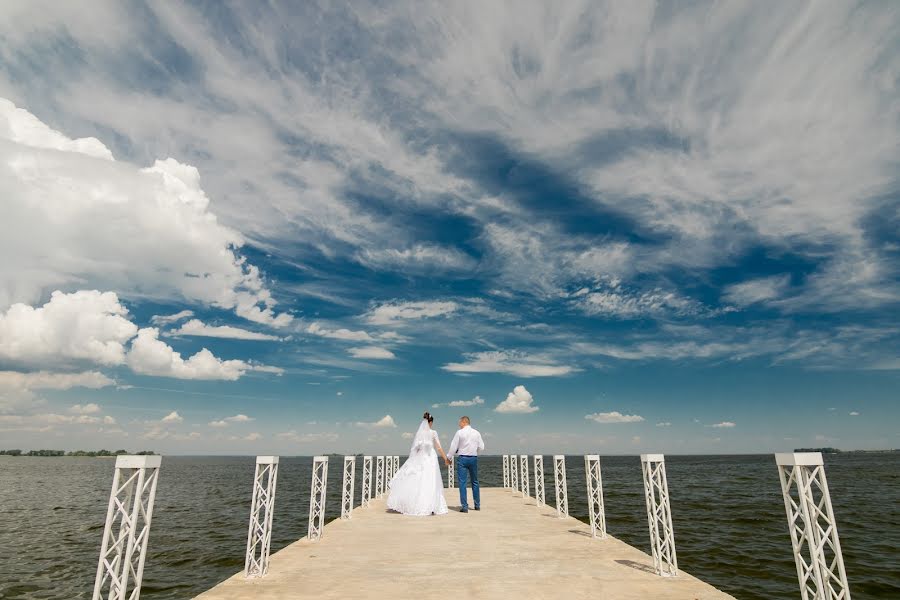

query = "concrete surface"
[194,488,736,599]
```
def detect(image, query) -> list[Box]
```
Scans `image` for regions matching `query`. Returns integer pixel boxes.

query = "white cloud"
[366,301,459,326]
[495,385,539,414]
[356,415,397,428]
[306,322,373,342]
[448,396,485,407]
[711,421,736,428]
[170,319,281,341]
[0,290,137,366]
[0,370,114,391]
[723,275,791,307]
[276,430,339,443]
[127,327,253,380]
[849,411,860,416]
[347,346,396,360]
[161,411,183,423]
[69,403,101,415]
[585,412,645,424]
[401,431,414,440]
[0,98,290,327]
[241,432,262,442]
[656,422,672,427]
[150,310,194,326]
[443,351,574,377]
[226,414,254,422]
[574,279,708,319]
[208,420,228,428]
[356,244,475,272]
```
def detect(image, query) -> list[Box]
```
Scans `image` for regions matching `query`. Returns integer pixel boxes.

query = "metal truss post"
[502,455,510,489]
[92,455,161,600]
[244,456,279,578]
[520,454,530,500]
[776,452,851,600]
[510,452,519,495]
[392,456,399,475]
[553,455,568,518]
[341,456,356,520]
[308,456,329,542]
[584,455,606,539]
[386,453,394,483]
[641,454,677,577]
[533,455,545,506]
[361,456,372,508]
[375,456,385,498]
[447,455,455,488]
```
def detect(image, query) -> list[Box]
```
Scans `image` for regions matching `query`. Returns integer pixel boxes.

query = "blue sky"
[0,1,898,454]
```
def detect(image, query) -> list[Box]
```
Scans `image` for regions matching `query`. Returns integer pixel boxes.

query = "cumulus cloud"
[585,411,645,424]
[0,290,137,366]
[170,319,282,341]
[434,396,486,408]
[348,346,396,360]
[69,403,101,415]
[127,328,254,380]
[849,411,860,416]
[0,370,114,391]
[495,385,538,413]
[365,301,459,326]
[0,98,290,326]
[443,351,574,377]
[356,415,397,428]
[711,421,736,428]
[161,411,183,423]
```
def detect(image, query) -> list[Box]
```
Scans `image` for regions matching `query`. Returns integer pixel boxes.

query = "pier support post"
[244,456,279,578]
[341,456,355,520]
[520,454,530,499]
[584,455,606,539]
[393,455,399,475]
[553,455,568,517]
[641,454,677,577]
[308,456,328,542]
[533,455,545,506]
[775,452,851,600]
[376,455,385,498]
[510,453,519,495]
[361,456,372,508]
[92,455,161,600]
[447,455,455,488]
[502,455,510,489]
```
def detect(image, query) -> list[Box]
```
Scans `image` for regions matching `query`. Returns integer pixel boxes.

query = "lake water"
[0,454,897,599]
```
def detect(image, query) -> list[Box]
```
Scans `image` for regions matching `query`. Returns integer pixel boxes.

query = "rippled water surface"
[1,454,897,599]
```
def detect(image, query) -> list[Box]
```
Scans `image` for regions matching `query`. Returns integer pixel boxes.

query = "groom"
[445,415,485,513]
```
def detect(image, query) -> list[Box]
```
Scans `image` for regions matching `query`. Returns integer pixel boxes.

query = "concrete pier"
[194,488,735,599]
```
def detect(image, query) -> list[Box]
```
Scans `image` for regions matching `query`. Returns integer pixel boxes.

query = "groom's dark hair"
[460,416,470,425]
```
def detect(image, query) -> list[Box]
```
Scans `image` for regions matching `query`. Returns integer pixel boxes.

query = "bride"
[386,412,449,516]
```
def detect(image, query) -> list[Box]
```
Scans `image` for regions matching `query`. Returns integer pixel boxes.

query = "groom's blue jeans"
[457,455,480,509]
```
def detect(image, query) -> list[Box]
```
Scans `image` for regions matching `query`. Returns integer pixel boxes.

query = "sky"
[0,1,898,455]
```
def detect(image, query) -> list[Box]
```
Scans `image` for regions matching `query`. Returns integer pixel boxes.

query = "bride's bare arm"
[434,437,449,465]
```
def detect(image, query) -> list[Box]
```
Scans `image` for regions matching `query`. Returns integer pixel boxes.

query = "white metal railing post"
[386,452,394,482]
[376,456,385,497]
[520,454,530,500]
[92,455,161,600]
[244,456,279,578]
[393,456,399,475]
[775,452,851,600]
[341,456,356,520]
[447,455,455,488]
[584,455,607,539]
[308,456,329,541]
[641,454,677,577]
[510,452,519,495]
[502,455,510,489]
[553,455,568,517]
[361,456,372,507]
[533,455,545,506]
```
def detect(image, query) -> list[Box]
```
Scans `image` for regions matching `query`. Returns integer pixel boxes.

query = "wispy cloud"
[585,412,645,424]
[443,351,575,377]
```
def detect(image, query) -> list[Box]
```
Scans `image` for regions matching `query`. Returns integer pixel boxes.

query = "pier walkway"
[193,488,735,599]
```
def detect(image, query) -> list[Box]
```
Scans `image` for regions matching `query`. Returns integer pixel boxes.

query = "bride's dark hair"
[423,411,434,423]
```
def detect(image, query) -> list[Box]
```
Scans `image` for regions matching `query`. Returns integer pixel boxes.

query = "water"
[0,454,897,599]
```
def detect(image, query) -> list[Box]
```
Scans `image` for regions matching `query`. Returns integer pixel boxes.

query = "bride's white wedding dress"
[386,419,449,516]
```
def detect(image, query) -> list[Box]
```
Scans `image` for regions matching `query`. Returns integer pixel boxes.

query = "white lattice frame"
[641,454,678,577]
[502,455,510,489]
[375,456,385,497]
[776,453,851,600]
[308,456,329,542]
[393,456,399,475]
[533,455,545,506]
[386,452,394,483]
[244,456,279,578]
[447,455,455,488]
[92,455,161,600]
[361,456,372,508]
[584,455,607,539]
[510,452,519,495]
[341,456,356,520]
[520,454,530,499]
[553,455,568,517]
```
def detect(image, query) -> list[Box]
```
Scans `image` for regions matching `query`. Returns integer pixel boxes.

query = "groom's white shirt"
[447,425,485,456]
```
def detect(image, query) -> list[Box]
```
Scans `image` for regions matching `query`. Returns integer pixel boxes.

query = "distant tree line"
[0,449,156,456]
